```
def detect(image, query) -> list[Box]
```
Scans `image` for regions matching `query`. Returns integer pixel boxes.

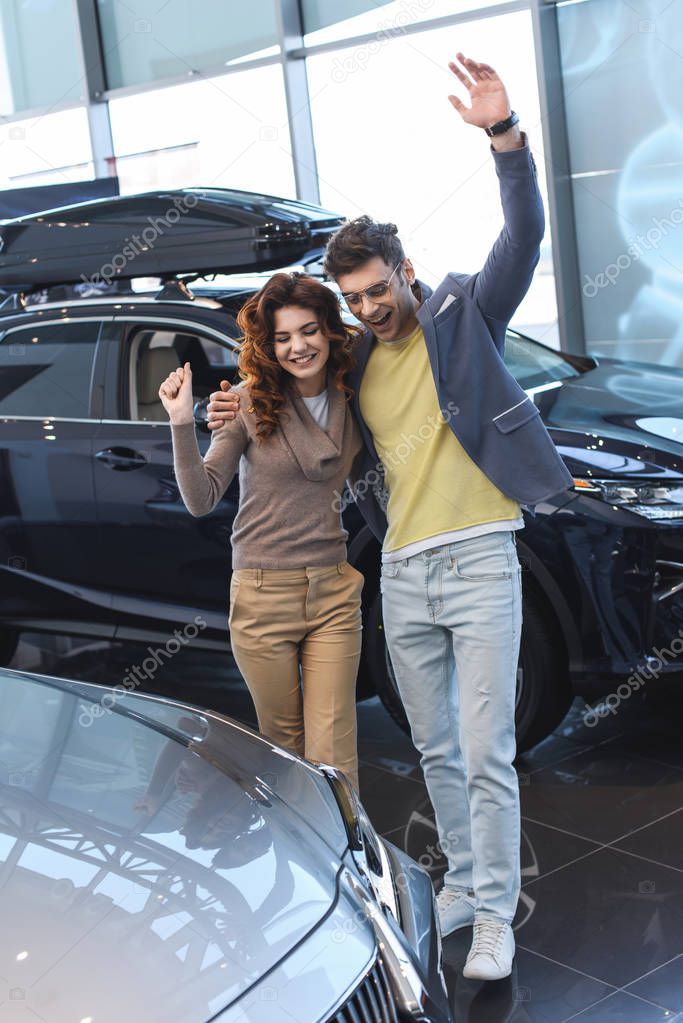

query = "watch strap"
[484,110,519,137]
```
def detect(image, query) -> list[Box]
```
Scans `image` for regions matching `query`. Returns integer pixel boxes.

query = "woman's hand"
[159,361,195,425]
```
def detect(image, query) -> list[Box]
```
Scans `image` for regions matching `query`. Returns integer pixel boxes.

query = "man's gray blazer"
[346,138,575,545]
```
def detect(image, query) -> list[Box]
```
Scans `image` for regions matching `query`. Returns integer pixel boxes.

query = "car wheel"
[366,587,573,753]
[0,629,19,667]
[513,589,573,753]
[361,592,408,733]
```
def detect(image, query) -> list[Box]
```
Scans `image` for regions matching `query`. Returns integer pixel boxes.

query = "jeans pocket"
[451,535,514,581]
[381,560,401,579]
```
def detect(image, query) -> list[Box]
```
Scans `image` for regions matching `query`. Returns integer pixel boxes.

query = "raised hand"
[158,361,195,425]
[447,52,512,130]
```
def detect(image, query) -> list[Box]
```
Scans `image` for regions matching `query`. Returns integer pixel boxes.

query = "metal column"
[530,0,585,354]
[276,0,321,205]
[73,0,116,180]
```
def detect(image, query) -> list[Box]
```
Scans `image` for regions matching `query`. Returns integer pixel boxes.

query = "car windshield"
[504,331,581,390]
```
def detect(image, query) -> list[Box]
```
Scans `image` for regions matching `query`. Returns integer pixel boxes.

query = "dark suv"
[1,189,682,751]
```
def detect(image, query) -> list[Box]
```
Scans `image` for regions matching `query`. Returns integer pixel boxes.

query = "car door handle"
[95,447,148,471]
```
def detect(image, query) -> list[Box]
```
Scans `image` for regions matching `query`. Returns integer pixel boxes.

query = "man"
[206,53,573,981]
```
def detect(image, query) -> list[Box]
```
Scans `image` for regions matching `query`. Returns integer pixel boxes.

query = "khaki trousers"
[228,561,364,790]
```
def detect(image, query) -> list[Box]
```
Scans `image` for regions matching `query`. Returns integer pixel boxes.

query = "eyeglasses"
[341,261,403,309]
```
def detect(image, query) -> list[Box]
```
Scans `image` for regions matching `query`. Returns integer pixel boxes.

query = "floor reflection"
[9,633,683,1022]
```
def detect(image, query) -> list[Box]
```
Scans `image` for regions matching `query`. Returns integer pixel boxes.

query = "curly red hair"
[236,272,362,439]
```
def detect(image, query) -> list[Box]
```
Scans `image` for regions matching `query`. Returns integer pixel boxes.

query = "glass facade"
[306,8,558,342]
[0,0,83,115]
[302,0,514,46]
[109,65,295,197]
[557,0,683,368]
[0,2,566,351]
[0,108,93,190]
[96,0,279,90]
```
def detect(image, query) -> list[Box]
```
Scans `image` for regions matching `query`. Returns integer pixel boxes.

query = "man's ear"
[402,258,416,287]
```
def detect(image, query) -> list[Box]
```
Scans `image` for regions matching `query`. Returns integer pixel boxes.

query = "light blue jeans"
[381,530,522,923]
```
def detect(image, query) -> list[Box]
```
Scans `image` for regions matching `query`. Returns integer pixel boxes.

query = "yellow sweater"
[359,324,521,554]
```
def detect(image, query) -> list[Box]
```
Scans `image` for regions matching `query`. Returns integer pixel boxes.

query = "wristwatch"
[484,110,519,137]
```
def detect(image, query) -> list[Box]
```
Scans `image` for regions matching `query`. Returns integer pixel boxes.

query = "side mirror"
[193,397,211,434]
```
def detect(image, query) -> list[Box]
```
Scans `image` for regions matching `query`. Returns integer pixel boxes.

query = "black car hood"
[541,356,683,478]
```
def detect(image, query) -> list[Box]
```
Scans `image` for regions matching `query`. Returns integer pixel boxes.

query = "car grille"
[329,956,399,1023]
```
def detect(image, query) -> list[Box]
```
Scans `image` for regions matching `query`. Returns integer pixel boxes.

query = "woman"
[158,272,365,789]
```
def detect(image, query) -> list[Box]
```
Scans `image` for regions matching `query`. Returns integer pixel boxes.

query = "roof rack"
[156,275,199,303]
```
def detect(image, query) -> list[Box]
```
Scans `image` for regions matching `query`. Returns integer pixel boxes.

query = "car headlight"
[573,478,683,521]
[320,765,401,924]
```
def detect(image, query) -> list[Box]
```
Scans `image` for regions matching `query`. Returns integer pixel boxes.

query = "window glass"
[0,0,83,115]
[0,322,99,418]
[109,65,295,198]
[306,9,559,345]
[96,0,279,90]
[0,108,93,190]
[128,326,239,422]
[303,0,513,46]
[112,145,200,196]
[557,0,683,368]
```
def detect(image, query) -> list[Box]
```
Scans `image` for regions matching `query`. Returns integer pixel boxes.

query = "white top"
[381,517,525,563]
[302,389,330,430]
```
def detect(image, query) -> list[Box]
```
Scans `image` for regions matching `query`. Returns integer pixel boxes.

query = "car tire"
[366,586,573,754]
[0,629,19,667]
[513,588,573,753]
[362,592,408,733]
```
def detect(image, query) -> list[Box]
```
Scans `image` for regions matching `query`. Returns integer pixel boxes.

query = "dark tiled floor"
[624,954,683,1013]
[8,633,683,1022]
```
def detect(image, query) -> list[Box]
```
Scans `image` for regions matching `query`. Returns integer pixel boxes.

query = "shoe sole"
[462,963,513,980]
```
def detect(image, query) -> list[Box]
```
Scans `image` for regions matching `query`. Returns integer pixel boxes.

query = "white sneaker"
[435,885,476,936]
[463,919,515,980]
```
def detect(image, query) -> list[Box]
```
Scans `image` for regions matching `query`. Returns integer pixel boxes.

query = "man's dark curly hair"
[323,214,406,279]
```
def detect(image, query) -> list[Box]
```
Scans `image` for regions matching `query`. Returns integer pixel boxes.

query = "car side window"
[0,321,99,418]
[127,325,240,422]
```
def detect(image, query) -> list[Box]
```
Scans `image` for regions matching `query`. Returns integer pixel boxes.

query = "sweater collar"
[279,378,350,482]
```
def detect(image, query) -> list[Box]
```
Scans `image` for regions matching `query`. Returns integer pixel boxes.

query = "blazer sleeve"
[171,411,248,517]
[460,133,545,327]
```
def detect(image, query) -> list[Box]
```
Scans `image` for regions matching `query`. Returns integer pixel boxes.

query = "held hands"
[134,793,162,815]
[207,379,240,430]
[158,361,195,425]
[447,52,521,148]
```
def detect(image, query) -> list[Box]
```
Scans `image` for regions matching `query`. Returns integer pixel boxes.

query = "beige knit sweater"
[170,380,362,569]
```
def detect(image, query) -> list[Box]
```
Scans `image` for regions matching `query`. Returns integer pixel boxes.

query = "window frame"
[112,316,241,424]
